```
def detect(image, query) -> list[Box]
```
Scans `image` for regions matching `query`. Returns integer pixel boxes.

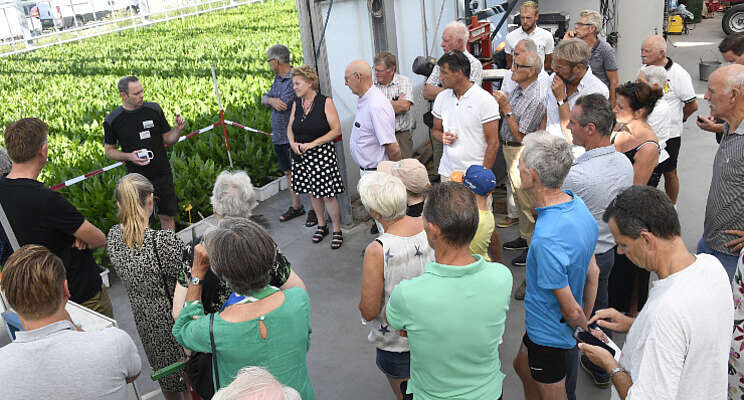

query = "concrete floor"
[0,12,729,400]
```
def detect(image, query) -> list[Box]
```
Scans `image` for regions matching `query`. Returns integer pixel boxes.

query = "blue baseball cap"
[462,165,497,196]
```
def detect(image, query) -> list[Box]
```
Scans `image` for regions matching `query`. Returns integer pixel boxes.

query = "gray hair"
[574,94,615,136]
[579,10,603,35]
[211,170,258,218]
[212,366,301,400]
[444,21,469,49]
[205,217,276,295]
[0,147,11,175]
[117,76,139,94]
[521,131,574,188]
[638,65,667,88]
[554,38,591,67]
[358,172,407,222]
[266,44,291,64]
[516,38,538,53]
[722,64,744,93]
[524,51,543,74]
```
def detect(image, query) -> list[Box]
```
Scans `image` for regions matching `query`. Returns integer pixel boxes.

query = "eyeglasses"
[575,22,593,28]
[267,58,277,63]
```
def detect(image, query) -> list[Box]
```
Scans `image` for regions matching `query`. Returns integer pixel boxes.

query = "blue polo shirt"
[524,190,598,349]
[265,69,295,144]
[386,255,512,400]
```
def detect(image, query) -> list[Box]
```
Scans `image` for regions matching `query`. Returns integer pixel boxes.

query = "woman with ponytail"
[106,173,190,400]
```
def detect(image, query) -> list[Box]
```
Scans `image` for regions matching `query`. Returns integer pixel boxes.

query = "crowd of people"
[1,2,744,399]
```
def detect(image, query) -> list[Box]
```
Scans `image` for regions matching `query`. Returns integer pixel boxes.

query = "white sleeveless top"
[368,230,434,352]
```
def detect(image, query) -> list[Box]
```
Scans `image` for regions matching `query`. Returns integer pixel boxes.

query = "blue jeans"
[697,237,738,282]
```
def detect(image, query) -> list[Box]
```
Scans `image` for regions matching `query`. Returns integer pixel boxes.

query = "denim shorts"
[376,348,410,379]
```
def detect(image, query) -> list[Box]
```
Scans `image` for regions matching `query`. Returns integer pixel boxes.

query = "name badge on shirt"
[142,120,155,129]
[139,130,151,140]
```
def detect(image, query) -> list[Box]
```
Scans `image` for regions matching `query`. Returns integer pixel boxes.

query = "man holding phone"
[104,76,185,230]
[581,186,732,400]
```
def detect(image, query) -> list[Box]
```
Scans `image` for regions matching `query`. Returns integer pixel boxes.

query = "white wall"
[318,0,458,195]
[615,0,664,82]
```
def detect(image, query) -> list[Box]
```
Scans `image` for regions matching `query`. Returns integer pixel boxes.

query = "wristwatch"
[505,111,514,119]
[557,98,567,106]
[609,366,627,380]
[189,276,203,286]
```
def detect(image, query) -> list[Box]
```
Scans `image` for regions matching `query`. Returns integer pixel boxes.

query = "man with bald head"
[641,35,698,206]
[423,21,483,101]
[345,59,401,175]
[698,64,744,280]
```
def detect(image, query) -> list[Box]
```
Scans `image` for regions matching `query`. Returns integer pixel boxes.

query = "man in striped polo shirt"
[699,64,744,280]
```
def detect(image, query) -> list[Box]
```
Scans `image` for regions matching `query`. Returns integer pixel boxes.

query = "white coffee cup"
[136,149,154,160]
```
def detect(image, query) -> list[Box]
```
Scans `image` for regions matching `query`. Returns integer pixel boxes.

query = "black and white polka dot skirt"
[291,142,345,198]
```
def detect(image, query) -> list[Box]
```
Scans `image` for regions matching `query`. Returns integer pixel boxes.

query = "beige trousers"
[503,144,535,243]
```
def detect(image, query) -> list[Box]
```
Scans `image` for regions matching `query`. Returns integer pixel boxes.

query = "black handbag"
[153,237,221,398]
[184,314,219,399]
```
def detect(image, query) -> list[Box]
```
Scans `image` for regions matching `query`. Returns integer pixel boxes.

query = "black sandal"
[312,225,329,243]
[279,205,305,222]
[305,210,318,227]
[331,231,343,249]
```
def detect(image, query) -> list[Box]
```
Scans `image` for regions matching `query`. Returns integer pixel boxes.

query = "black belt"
[502,141,522,147]
[360,167,377,171]
[395,129,411,134]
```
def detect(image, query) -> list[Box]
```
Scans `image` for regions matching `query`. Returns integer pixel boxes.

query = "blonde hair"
[520,1,539,14]
[292,65,319,91]
[358,172,407,222]
[1,245,66,320]
[114,173,154,249]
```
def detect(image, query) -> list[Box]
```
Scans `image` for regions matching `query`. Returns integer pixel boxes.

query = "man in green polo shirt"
[386,182,513,400]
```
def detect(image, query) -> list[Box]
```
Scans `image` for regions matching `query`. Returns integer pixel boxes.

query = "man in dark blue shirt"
[263,44,306,224]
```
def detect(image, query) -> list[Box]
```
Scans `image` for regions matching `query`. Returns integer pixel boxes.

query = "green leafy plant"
[0,0,302,251]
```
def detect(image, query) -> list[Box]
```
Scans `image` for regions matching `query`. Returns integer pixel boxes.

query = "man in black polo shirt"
[104,76,185,230]
[0,118,112,317]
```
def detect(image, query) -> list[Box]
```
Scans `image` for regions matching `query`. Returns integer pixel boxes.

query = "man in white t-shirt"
[641,35,698,205]
[580,186,732,400]
[543,38,609,157]
[504,1,555,70]
[431,50,500,181]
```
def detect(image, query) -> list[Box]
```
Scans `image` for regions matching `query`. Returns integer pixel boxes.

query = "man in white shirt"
[374,51,415,159]
[580,186,733,400]
[641,35,698,206]
[424,20,483,180]
[504,1,555,70]
[345,59,401,172]
[0,245,142,400]
[431,50,500,181]
[543,38,609,157]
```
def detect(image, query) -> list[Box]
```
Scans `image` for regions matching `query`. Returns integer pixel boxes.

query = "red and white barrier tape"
[50,122,224,191]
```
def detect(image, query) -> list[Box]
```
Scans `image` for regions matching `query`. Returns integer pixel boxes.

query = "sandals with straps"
[331,231,343,249]
[279,205,305,222]
[305,210,318,227]
[312,225,329,243]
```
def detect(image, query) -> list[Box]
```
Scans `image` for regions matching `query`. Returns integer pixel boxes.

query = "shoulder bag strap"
[151,233,173,308]
[210,313,220,391]
[0,201,20,252]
